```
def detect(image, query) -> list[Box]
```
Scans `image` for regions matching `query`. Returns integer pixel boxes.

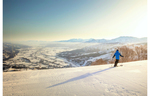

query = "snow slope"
[3,60,147,96]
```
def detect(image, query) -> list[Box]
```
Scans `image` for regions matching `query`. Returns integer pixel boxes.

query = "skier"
[112,49,124,67]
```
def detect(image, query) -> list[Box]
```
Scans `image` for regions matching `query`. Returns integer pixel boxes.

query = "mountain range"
[57,36,147,43]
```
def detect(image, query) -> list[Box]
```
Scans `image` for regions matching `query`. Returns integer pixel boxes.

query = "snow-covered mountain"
[57,38,107,42]
[57,38,88,42]
[109,36,147,43]
[85,39,107,43]
[57,36,147,43]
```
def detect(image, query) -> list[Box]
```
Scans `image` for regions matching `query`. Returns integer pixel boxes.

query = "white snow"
[82,53,112,66]
[3,60,147,96]
[7,47,76,68]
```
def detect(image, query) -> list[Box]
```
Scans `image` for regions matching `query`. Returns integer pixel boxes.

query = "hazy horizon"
[3,0,147,42]
[3,36,147,44]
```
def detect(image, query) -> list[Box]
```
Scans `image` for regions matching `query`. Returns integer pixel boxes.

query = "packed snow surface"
[3,60,147,96]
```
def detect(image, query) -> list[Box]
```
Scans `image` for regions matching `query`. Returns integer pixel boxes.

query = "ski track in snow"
[3,60,147,96]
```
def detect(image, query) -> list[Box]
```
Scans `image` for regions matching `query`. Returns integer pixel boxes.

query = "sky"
[3,0,147,42]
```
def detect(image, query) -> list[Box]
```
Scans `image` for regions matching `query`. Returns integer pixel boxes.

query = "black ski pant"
[114,59,119,67]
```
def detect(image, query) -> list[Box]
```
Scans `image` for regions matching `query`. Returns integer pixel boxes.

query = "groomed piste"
[3,60,147,96]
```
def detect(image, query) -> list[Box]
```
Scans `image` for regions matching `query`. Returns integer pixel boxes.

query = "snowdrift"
[3,60,147,96]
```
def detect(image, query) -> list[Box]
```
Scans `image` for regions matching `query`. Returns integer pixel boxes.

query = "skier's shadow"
[47,67,114,88]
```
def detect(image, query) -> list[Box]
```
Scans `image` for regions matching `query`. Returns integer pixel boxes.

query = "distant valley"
[3,36,147,71]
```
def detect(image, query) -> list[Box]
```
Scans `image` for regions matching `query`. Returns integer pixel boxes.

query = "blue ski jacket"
[113,50,123,60]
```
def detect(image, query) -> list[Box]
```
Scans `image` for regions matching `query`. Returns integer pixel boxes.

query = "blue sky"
[3,0,147,41]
